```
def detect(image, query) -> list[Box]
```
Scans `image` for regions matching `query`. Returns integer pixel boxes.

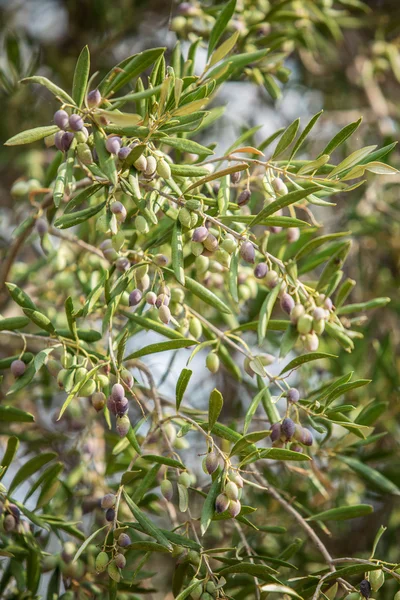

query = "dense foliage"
[0,1,399,599]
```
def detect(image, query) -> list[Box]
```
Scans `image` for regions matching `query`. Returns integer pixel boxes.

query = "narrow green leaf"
[5,283,36,310]
[229,248,239,303]
[279,352,337,375]
[99,48,166,96]
[208,0,237,58]
[55,200,107,229]
[125,541,170,553]
[5,125,59,146]
[141,455,185,470]
[0,406,35,423]
[242,448,311,465]
[0,436,19,481]
[125,339,196,360]
[176,368,192,410]
[185,163,248,192]
[318,118,362,158]
[126,426,142,455]
[0,316,30,331]
[371,525,387,558]
[122,489,172,548]
[260,584,303,599]
[328,145,376,178]
[295,231,351,260]
[20,76,75,104]
[209,388,223,431]
[200,471,222,535]
[272,118,300,158]
[218,562,279,581]
[339,455,400,496]
[72,45,90,107]
[289,112,323,160]
[122,311,183,339]
[308,504,373,522]
[258,282,282,345]
[243,389,267,435]
[9,452,56,494]
[172,220,185,285]
[73,525,108,563]
[162,136,213,156]
[23,308,55,333]
[250,186,320,227]
[230,430,271,456]
[210,30,239,67]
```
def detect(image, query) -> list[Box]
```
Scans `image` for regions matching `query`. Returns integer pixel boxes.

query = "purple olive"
[192,227,208,243]
[270,422,281,442]
[281,418,296,441]
[215,493,230,514]
[287,388,300,403]
[69,113,84,131]
[115,397,129,416]
[115,257,130,271]
[287,227,300,243]
[118,146,132,161]
[105,136,122,155]
[254,262,268,279]
[87,89,102,107]
[240,241,255,264]
[54,131,65,151]
[228,499,241,518]
[111,201,127,223]
[11,359,26,378]
[107,396,117,416]
[313,307,325,321]
[111,383,125,401]
[101,493,116,509]
[118,533,131,547]
[300,428,313,446]
[280,293,295,315]
[54,109,69,130]
[114,553,126,569]
[61,132,74,152]
[35,218,48,236]
[237,189,251,206]
[116,415,130,437]
[105,508,115,522]
[205,452,219,474]
[129,289,142,306]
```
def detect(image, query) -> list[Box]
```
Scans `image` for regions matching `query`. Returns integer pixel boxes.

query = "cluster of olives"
[289,294,333,352]
[351,573,386,600]
[49,353,98,397]
[1,502,26,534]
[10,177,42,199]
[105,138,172,179]
[106,383,131,437]
[161,470,193,502]
[95,501,131,582]
[214,471,244,519]
[270,412,313,451]
[190,578,221,600]
[191,225,236,268]
[45,353,133,438]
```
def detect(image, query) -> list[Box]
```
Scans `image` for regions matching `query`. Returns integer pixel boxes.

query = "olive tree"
[0,1,399,599]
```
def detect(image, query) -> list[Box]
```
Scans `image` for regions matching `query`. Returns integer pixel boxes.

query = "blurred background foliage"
[0,0,399,597]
